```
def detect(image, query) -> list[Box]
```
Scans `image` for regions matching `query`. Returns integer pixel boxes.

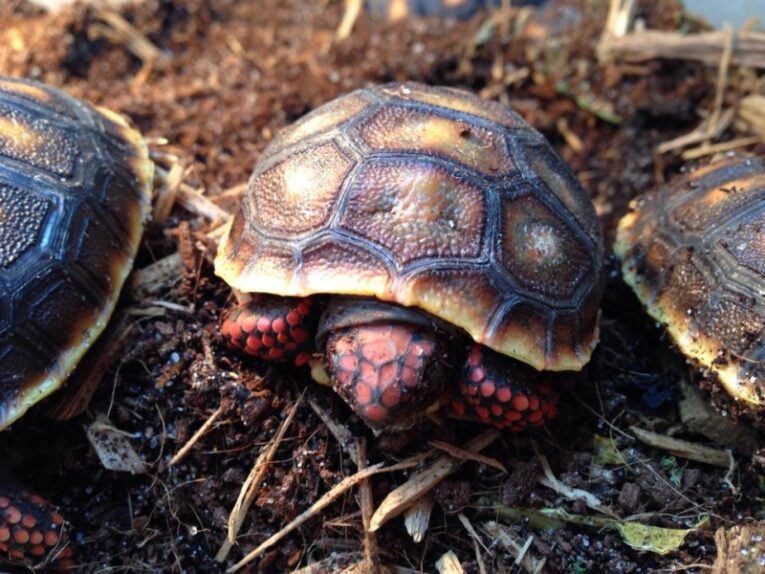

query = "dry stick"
[457,513,489,574]
[429,440,507,474]
[630,426,733,469]
[168,405,224,467]
[177,181,233,224]
[357,439,382,574]
[681,136,762,160]
[226,458,420,573]
[308,395,360,466]
[369,430,500,532]
[215,391,305,562]
[336,0,363,41]
[607,29,765,69]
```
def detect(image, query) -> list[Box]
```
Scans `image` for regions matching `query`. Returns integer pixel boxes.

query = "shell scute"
[499,194,593,301]
[248,140,353,238]
[0,184,51,269]
[338,159,486,266]
[353,104,514,176]
[0,102,78,178]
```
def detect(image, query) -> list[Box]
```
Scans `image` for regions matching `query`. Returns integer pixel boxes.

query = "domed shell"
[216,82,604,372]
[0,77,154,429]
[615,156,765,408]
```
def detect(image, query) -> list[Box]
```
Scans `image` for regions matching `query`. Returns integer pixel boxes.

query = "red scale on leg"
[455,344,558,431]
[221,295,318,365]
[0,480,75,569]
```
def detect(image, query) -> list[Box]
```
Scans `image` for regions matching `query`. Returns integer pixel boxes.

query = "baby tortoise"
[0,77,154,567]
[615,155,765,415]
[216,82,604,432]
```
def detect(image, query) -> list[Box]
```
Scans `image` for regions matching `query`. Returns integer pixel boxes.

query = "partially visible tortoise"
[0,77,154,567]
[364,0,544,21]
[216,82,604,432]
[615,155,765,414]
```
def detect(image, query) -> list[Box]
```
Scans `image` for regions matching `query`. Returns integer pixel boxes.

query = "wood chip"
[482,521,546,574]
[713,522,765,574]
[370,430,499,532]
[630,426,734,468]
[403,494,434,543]
[85,413,145,474]
[435,550,464,574]
[130,253,183,301]
[533,441,618,519]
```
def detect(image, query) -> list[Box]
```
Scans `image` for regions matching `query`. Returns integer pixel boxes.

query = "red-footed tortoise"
[615,155,765,416]
[0,77,154,567]
[216,82,604,432]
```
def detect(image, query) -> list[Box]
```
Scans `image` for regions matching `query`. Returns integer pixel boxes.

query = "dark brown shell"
[216,82,604,372]
[615,156,765,408]
[0,77,153,429]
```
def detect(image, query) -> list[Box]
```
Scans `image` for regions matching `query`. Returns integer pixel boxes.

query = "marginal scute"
[16,266,96,352]
[669,173,765,233]
[269,92,371,153]
[339,160,485,265]
[0,78,77,119]
[525,143,600,243]
[699,295,765,358]
[248,140,353,237]
[486,300,549,371]
[355,105,512,175]
[500,194,591,300]
[299,240,391,296]
[385,82,528,129]
[0,103,78,177]
[398,267,505,343]
[720,208,765,277]
[0,184,50,269]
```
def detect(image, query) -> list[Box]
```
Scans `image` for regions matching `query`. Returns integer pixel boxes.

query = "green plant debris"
[660,456,684,488]
[593,434,625,466]
[483,504,708,555]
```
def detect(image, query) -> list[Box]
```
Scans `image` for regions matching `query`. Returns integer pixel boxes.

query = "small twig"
[429,440,507,474]
[168,405,223,467]
[370,430,500,532]
[336,0,363,41]
[630,426,734,469]
[357,439,382,574]
[226,458,419,572]
[457,513,489,574]
[308,395,360,466]
[216,391,305,562]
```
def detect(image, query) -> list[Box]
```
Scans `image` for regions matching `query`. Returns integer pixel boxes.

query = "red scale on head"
[455,344,558,430]
[326,323,448,430]
[221,295,318,365]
